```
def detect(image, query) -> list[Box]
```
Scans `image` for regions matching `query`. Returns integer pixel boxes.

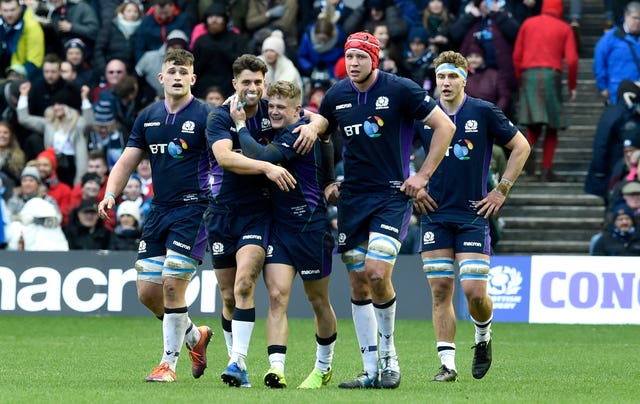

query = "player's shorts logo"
[338,232,347,244]
[168,138,188,158]
[363,116,384,138]
[211,242,224,255]
[266,244,274,257]
[138,240,147,253]
[423,231,435,245]
[453,139,473,160]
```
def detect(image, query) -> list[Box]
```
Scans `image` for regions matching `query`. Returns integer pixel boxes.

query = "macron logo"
[144,122,161,127]
[336,103,352,110]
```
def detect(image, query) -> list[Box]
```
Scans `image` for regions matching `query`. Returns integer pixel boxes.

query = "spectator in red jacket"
[512,0,578,182]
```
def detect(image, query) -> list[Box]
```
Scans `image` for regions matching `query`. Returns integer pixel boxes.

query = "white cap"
[117,200,141,223]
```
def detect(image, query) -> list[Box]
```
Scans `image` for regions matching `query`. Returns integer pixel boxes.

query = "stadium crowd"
[0,0,637,255]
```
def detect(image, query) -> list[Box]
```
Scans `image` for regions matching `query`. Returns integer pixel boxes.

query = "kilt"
[517,67,568,129]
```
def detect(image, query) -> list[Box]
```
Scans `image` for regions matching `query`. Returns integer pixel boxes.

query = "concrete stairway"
[495,1,609,255]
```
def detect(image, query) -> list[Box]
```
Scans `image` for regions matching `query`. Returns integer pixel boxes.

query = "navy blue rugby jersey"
[255,118,328,232]
[319,71,438,193]
[418,95,518,223]
[206,99,274,207]
[127,97,213,206]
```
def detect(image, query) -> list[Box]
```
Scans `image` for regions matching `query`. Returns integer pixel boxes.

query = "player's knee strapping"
[366,232,401,266]
[459,259,490,281]
[135,256,164,284]
[163,252,198,281]
[341,243,367,271]
[422,257,455,279]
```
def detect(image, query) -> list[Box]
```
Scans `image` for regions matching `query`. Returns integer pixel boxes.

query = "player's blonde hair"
[434,51,468,73]
[266,80,302,105]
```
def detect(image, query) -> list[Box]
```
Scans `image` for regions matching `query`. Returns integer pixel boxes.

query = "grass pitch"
[2,316,638,403]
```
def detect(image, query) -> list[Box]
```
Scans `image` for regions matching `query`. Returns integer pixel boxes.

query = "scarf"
[116,15,141,39]
[612,226,636,239]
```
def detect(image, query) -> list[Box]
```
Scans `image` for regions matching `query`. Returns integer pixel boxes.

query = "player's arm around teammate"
[232,80,336,388]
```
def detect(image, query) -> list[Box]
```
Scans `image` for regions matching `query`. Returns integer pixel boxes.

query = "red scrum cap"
[344,31,380,70]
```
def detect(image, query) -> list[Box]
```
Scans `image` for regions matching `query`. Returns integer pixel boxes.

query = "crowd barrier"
[1,252,638,324]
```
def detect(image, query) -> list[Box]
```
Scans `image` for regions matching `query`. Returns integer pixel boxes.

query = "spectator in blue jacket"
[298,11,345,80]
[585,80,640,202]
[594,2,640,104]
[134,0,191,62]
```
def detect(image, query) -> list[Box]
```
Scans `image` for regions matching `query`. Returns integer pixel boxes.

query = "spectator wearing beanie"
[109,200,142,251]
[87,99,126,169]
[6,165,61,222]
[136,29,190,98]
[63,38,94,89]
[62,172,102,227]
[64,198,111,250]
[592,203,640,256]
[402,26,436,91]
[464,44,511,115]
[36,147,71,221]
[259,30,303,92]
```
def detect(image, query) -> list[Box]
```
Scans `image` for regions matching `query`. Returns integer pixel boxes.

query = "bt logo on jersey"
[168,138,188,158]
[343,116,385,137]
[343,123,363,137]
[453,139,473,160]
[149,138,189,158]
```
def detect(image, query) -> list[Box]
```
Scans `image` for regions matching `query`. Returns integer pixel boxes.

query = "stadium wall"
[0,252,638,324]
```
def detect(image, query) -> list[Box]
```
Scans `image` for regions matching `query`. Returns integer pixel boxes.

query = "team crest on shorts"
[338,233,346,245]
[211,242,224,255]
[423,231,435,245]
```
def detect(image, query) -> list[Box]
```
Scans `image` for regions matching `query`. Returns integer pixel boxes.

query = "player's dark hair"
[232,54,268,78]
[163,48,194,67]
[433,50,468,72]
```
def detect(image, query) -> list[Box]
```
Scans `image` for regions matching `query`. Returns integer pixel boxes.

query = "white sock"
[230,318,254,370]
[223,330,233,358]
[222,316,233,358]
[161,310,189,371]
[471,315,493,343]
[315,334,336,373]
[352,300,379,376]
[374,296,397,357]
[268,353,286,371]
[437,341,456,371]
[184,319,201,349]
